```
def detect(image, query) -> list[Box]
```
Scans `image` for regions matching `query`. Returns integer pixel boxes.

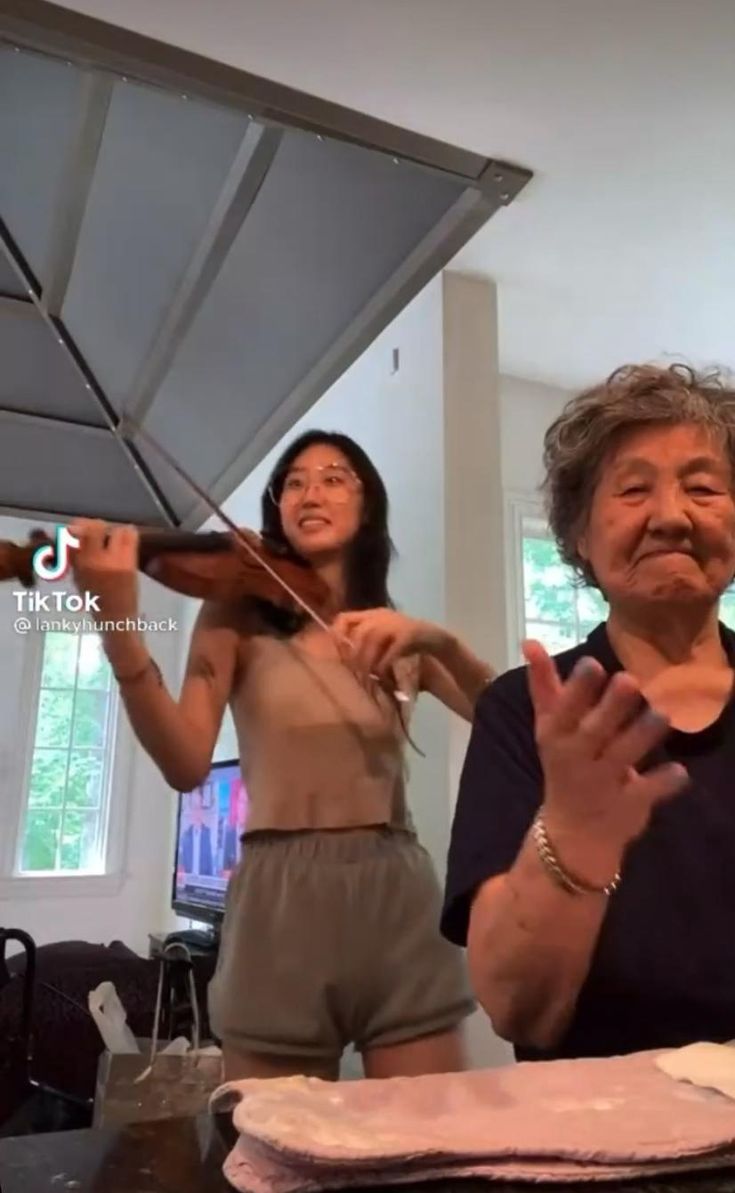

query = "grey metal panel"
[42,68,114,316]
[124,430,201,524]
[60,74,250,404]
[1,0,493,181]
[144,128,467,483]
[0,250,24,295]
[0,413,167,523]
[0,6,532,529]
[123,122,283,425]
[0,42,84,282]
[0,303,107,423]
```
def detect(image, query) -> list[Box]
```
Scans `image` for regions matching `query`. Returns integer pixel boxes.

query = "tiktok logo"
[32,526,80,581]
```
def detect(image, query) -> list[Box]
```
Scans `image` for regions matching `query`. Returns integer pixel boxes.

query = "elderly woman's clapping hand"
[523,639,690,885]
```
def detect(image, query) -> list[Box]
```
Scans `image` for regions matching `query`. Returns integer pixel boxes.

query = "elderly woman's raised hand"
[523,639,689,882]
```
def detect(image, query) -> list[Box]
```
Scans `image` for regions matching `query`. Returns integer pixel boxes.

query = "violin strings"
[117,417,409,704]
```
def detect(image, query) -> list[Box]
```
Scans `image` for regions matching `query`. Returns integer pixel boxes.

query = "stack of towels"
[210,1043,735,1191]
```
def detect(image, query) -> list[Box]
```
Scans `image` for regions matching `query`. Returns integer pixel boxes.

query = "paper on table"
[655,1041,735,1100]
[88,981,139,1054]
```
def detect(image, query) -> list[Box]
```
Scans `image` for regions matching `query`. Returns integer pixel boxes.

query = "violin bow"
[117,416,410,705]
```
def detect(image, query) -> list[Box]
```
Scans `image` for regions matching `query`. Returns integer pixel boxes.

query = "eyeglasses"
[268,464,361,506]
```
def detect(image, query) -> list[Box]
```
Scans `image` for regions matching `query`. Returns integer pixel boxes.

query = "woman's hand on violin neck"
[523,639,690,876]
[331,607,447,681]
[67,519,139,622]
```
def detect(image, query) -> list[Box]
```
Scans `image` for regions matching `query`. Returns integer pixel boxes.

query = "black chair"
[0,928,92,1136]
[0,928,35,1127]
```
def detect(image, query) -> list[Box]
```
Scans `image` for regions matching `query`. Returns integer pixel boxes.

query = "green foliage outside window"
[19,633,115,874]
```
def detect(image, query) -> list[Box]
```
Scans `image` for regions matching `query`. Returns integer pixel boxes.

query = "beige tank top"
[229,627,421,835]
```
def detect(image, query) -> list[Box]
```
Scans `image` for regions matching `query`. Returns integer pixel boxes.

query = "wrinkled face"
[276,442,363,560]
[578,423,735,612]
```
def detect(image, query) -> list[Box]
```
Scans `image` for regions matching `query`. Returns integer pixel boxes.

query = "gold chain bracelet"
[531,812,621,898]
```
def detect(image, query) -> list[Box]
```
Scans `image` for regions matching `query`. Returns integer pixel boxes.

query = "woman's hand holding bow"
[331,608,447,682]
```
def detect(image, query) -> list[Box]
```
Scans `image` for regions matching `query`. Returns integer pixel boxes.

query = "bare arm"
[467,820,620,1048]
[420,634,495,721]
[102,601,240,791]
[67,520,244,791]
[329,608,494,722]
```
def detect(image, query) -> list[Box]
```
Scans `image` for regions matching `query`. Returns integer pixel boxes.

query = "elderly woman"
[441,362,735,1061]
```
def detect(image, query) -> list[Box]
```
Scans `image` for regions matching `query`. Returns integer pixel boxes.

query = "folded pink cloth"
[210,1048,735,1191]
[221,1146,735,1193]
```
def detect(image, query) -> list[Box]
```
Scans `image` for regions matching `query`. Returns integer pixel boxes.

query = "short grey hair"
[542,363,735,586]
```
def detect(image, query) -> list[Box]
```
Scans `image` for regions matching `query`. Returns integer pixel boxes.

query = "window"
[17,630,119,875]
[520,514,608,654]
[519,510,735,653]
[721,590,735,629]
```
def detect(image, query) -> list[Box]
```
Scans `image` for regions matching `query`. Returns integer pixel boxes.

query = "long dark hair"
[255,429,396,635]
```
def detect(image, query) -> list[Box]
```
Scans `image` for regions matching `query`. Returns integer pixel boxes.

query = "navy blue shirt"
[441,622,735,1061]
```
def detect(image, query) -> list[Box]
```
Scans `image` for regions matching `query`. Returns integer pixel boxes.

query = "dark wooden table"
[2,1113,735,1193]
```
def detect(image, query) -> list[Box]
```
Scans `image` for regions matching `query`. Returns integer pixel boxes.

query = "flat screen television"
[171,758,247,933]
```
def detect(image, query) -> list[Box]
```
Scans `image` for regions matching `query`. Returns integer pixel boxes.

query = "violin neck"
[137,529,230,566]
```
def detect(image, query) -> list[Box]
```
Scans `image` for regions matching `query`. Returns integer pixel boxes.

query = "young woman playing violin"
[67,429,495,1082]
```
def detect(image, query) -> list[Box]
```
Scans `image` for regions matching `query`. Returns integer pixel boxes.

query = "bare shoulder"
[185,597,261,684]
[194,594,270,637]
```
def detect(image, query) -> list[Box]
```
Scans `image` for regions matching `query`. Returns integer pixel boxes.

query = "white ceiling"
[48,0,735,391]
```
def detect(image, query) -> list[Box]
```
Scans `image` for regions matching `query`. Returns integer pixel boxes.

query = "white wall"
[0,514,186,954]
[500,374,571,493]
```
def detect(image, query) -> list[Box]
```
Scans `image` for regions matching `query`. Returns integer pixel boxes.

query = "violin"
[0,525,329,613]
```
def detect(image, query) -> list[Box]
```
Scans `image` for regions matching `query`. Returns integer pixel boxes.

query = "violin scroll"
[0,530,54,588]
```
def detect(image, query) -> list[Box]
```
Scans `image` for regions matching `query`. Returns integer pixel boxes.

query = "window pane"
[520,517,611,655]
[72,690,109,748]
[720,591,735,630]
[20,809,61,871]
[66,750,104,808]
[27,748,68,808]
[40,633,79,687]
[19,628,116,875]
[576,586,609,641]
[59,808,99,870]
[522,535,559,572]
[522,536,575,621]
[77,636,112,691]
[525,621,578,654]
[34,690,74,748]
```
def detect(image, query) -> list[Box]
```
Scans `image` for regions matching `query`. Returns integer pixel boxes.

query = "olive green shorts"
[207,827,475,1060]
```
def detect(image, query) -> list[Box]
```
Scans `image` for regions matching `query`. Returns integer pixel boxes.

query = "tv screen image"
[172,758,248,924]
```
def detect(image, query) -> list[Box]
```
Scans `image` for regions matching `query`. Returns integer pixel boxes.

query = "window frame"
[504,489,546,668]
[0,622,133,899]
